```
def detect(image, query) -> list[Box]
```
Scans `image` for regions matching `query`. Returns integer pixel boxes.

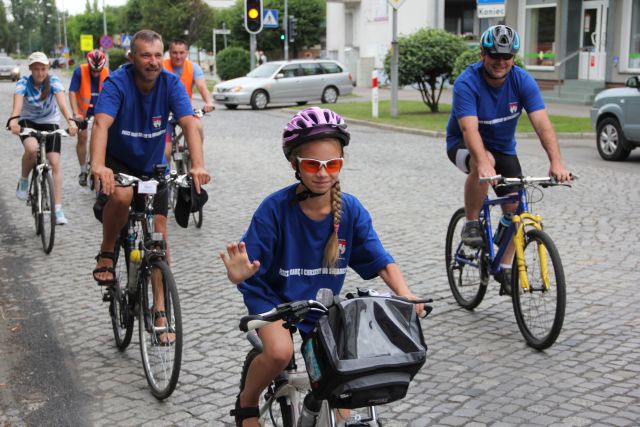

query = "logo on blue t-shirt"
[152,116,162,129]
[509,102,519,114]
[338,239,347,257]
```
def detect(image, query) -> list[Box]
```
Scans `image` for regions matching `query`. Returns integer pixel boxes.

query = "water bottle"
[128,248,142,290]
[493,213,513,247]
[298,394,321,427]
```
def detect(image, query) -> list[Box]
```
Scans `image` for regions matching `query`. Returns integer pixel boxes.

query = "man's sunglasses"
[297,157,344,174]
[487,52,514,61]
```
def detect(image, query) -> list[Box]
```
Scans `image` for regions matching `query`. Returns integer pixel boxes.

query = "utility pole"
[102,0,109,67]
[283,0,288,61]
[388,0,406,118]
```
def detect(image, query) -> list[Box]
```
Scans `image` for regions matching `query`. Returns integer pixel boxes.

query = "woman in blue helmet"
[220,107,424,426]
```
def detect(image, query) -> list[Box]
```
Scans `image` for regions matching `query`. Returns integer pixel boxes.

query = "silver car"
[591,76,640,161]
[0,56,20,81]
[213,59,353,110]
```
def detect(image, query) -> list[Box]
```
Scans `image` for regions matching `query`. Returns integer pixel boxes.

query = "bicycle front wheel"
[39,171,55,254]
[239,349,296,427]
[445,208,488,310]
[110,235,134,350]
[512,229,566,350]
[30,173,40,235]
[139,260,182,400]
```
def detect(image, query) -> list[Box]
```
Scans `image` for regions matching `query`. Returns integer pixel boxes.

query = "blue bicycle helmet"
[481,25,520,55]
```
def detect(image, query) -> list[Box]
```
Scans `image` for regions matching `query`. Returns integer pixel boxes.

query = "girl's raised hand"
[219,241,260,284]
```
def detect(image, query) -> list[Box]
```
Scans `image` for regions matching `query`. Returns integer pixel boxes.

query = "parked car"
[591,76,640,161]
[213,59,353,110]
[0,56,20,81]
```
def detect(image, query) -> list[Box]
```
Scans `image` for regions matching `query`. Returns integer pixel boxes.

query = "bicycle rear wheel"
[139,260,182,400]
[445,207,488,310]
[512,229,566,350]
[239,349,296,427]
[110,235,134,350]
[38,171,55,254]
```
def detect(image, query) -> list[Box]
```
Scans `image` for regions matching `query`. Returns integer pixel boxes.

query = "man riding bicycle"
[69,49,110,187]
[90,30,210,342]
[446,25,571,293]
[162,39,214,163]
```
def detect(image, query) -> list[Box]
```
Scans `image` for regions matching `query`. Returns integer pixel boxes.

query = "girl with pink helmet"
[220,107,423,426]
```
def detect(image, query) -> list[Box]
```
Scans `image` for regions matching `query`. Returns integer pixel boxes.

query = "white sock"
[55,204,62,212]
[80,163,88,173]
[500,263,511,270]
[20,176,28,182]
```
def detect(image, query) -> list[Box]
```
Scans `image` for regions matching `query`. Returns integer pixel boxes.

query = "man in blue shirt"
[446,25,570,292]
[90,30,210,339]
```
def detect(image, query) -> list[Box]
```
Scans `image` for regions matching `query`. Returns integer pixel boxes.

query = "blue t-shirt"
[15,75,65,124]
[69,66,101,117]
[446,62,545,155]
[238,184,394,331]
[94,63,193,175]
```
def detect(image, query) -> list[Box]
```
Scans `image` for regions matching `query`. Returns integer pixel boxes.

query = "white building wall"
[327,0,443,87]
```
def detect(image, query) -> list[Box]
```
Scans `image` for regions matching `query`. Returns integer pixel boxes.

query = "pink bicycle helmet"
[282,107,350,159]
[86,49,106,70]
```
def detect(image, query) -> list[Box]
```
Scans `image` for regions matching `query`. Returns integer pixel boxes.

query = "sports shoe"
[16,178,29,201]
[78,171,88,187]
[55,209,68,225]
[461,220,483,248]
[494,268,512,296]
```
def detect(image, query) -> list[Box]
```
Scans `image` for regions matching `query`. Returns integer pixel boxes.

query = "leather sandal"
[153,311,176,346]
[230,394,259,426]
[93,251,117,286]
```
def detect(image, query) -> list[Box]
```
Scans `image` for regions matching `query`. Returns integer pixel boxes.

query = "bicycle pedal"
[102,293,112,302]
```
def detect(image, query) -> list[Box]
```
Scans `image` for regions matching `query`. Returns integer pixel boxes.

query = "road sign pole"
[250,33,256,69]
[212,29,216,77]
[284,0,288,61]
[390,5,399,118]
[372,70,379,118]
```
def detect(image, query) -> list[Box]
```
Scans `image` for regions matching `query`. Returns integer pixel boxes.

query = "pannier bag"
[301,296,427,409]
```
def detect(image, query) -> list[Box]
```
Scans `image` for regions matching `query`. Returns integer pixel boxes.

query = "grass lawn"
[319,100,593,134]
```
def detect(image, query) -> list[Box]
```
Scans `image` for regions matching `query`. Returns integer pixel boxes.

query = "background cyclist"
[163,39,214,163]
[8,51,78,225]
[220,107,424,427]
[69,49,110,187]
[90,30,210,342]
[445,25,571,293]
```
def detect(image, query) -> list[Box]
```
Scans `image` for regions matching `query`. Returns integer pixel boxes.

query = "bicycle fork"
[512,213,550,291]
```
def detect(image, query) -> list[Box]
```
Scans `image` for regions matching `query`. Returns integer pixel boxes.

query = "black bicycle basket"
[301,296,427,409]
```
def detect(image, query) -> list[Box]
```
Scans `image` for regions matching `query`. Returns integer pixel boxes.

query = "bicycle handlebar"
[115,171,191,189]
[238,292,433,333]
[479,174,577,187]
[18,127,70,138]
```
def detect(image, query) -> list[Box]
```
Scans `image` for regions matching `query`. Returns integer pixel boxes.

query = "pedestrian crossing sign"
[263,9,279,28]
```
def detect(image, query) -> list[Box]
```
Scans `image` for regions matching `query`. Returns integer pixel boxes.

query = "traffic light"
[288,16,298,43]
[280,34,286,41]
[244,0,263,34]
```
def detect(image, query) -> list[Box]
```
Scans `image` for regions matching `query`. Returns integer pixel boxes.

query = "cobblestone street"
[1,75,640,426]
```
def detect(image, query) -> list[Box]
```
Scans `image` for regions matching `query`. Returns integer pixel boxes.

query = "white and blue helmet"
[481,25,520,55]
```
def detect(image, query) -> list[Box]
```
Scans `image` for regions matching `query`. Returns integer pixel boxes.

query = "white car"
[214,59,353,110]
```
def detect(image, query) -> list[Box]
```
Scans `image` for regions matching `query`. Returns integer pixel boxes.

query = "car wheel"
[250,90,268,110]
[225,104,238,110]
[597,117,631,161]
[296,101,308,106]
[321,86,339,104]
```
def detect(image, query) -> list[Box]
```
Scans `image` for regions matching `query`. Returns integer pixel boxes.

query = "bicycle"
[167,108,206,228]
[445,175,572,350]
[235,288,432,426]
[104,165,188,399]
[13,126,68,254]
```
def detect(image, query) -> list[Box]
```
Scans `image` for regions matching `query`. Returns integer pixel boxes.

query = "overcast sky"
[62,0,128,16]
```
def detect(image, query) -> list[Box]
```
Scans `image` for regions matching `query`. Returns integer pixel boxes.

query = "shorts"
[94,154,169,220]
[18,120,61,153]
[447,140,522,196]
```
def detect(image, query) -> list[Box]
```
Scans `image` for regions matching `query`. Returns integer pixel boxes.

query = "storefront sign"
[477,0,506,18]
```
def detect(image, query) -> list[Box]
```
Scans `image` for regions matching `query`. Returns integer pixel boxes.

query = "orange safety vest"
[163,58,194,99]
[76,63,109,118]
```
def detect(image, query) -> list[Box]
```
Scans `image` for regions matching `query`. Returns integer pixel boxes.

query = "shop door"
[579,0,608,80]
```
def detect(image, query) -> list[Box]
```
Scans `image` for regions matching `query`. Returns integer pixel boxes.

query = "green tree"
[385,28,466,113]
[0,1,11,53]
[216,46,249,80]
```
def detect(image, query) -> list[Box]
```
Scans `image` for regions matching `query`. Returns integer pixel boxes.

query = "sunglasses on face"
[297,157,344,174]
[487,52,514,61]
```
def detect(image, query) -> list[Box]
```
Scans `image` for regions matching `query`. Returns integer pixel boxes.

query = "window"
[524,5,556,69]
[320,62,342,74]
[300,63,322,76]
[280,64,302,78]
[629,0,640,69]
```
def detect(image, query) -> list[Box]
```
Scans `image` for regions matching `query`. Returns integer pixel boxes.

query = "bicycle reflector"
[244,0,263,34]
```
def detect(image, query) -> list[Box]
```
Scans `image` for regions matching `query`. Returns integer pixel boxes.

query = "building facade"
[327,0,639,89]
